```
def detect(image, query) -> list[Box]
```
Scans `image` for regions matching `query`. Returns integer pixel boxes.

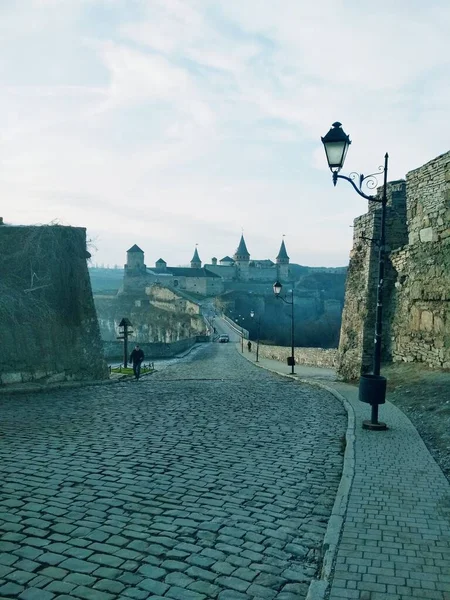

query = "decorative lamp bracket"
[333,160,388,203]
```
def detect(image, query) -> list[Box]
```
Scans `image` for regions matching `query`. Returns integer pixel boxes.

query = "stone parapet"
[258,344,337,368]
[223,314,249,339]
[406,151,449,245]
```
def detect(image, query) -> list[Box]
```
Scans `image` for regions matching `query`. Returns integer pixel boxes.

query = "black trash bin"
[359,374,387,404]
[287,356,295,366]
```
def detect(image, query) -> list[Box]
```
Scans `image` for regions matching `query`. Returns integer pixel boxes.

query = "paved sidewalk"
[242,351,450,600]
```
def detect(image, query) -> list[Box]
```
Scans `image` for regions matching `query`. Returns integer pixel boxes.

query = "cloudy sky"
[1,0,449,268]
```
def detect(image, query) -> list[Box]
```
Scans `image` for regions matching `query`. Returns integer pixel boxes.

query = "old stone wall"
[257,344,337,369]
[204,264,236,280]
[337,180,408,379]
[182,275,223,296]
[388,153,450,368]
[336,209,379,380]
[0,225,108,385]
[337,151,449,379]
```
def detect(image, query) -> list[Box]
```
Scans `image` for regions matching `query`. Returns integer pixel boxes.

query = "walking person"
[247,340,252,353]
[130,344,144,380]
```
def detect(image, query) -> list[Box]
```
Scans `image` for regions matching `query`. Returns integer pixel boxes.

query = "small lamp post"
[321,121,389,430]
[273,281,295,375]
[250,310,262,363]
[235,317,245,353]
[117,318,133,368]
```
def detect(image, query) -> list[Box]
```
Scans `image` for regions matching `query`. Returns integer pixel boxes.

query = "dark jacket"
[130,348,144,364]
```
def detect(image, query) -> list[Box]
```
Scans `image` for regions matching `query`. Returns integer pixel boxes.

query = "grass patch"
[111,366,154,376]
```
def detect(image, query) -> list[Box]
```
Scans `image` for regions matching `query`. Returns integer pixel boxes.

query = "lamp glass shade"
[273,281,282,296]
[250,310,255,318]
[324,141,349,172]
[321,122,351,172]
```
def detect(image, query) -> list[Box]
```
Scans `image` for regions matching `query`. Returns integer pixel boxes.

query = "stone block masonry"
[258,343,337,368]
[337,150,449,379]
[0,225,109,385]
[389,152,450,368]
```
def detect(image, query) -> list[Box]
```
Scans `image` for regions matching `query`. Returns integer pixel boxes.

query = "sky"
[0,0,449,268]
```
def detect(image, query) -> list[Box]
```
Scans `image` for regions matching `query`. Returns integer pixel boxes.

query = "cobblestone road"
[0,344,346,600]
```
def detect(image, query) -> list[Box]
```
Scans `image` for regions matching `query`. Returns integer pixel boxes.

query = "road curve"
[0,342,346,599]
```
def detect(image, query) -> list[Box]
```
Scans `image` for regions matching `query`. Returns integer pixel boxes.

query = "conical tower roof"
[235,234,250,258]
[191,247,201,263]
[127,244,143,253]
[276,239,289,260]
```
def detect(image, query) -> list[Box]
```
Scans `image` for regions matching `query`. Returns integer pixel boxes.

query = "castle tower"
[233,234,250,281]
[125,244,146,272]
[155,258,167,272]
[123,244,147,292]
[191,247,202,269]
[276,239,289,281]
[211,257,217,266]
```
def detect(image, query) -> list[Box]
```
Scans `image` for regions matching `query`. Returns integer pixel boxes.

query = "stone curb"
[0,341,210,396]
[303,379,355,600]
[0,368,156,395]
[238,349,356,600]
[0,377,118,395]
[173,342,206,359]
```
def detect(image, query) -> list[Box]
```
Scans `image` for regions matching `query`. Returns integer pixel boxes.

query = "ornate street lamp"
[273,281,282,296]
[273,281,295,375]
[250,310,262,363]
[321,121,351,176]
[321,121,389,430]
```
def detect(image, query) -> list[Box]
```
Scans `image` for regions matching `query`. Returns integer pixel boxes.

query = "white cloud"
[0,0,449,268]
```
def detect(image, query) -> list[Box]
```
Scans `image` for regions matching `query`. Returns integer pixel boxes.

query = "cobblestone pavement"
[0,344,346,600]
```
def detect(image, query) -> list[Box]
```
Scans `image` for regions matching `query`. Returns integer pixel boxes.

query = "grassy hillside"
[89,267,124,293]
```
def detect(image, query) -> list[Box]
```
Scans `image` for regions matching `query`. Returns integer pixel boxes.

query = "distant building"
[205,235,291,284]
[121,235,291,296]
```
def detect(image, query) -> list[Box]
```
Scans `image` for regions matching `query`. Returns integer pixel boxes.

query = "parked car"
[218,334,229,343]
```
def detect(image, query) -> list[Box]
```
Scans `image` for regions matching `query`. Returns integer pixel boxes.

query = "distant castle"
[122,235,290,296]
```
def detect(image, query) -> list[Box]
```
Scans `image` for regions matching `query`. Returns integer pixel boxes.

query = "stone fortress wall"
[337,151,449,380]
[205,263,286,282]
[389,154,449,368]
[0,225,108,385]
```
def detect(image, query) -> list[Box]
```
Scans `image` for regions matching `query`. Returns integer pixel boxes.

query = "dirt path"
[383,363,450,480]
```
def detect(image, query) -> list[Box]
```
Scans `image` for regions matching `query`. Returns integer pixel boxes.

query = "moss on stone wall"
[0,225,108,384]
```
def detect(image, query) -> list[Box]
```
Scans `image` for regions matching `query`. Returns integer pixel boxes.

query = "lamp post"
[321,121,388,431]
[117,318,133,368]
[250,310,262,363]
[235,317,245,352]
[273,281,295,375]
